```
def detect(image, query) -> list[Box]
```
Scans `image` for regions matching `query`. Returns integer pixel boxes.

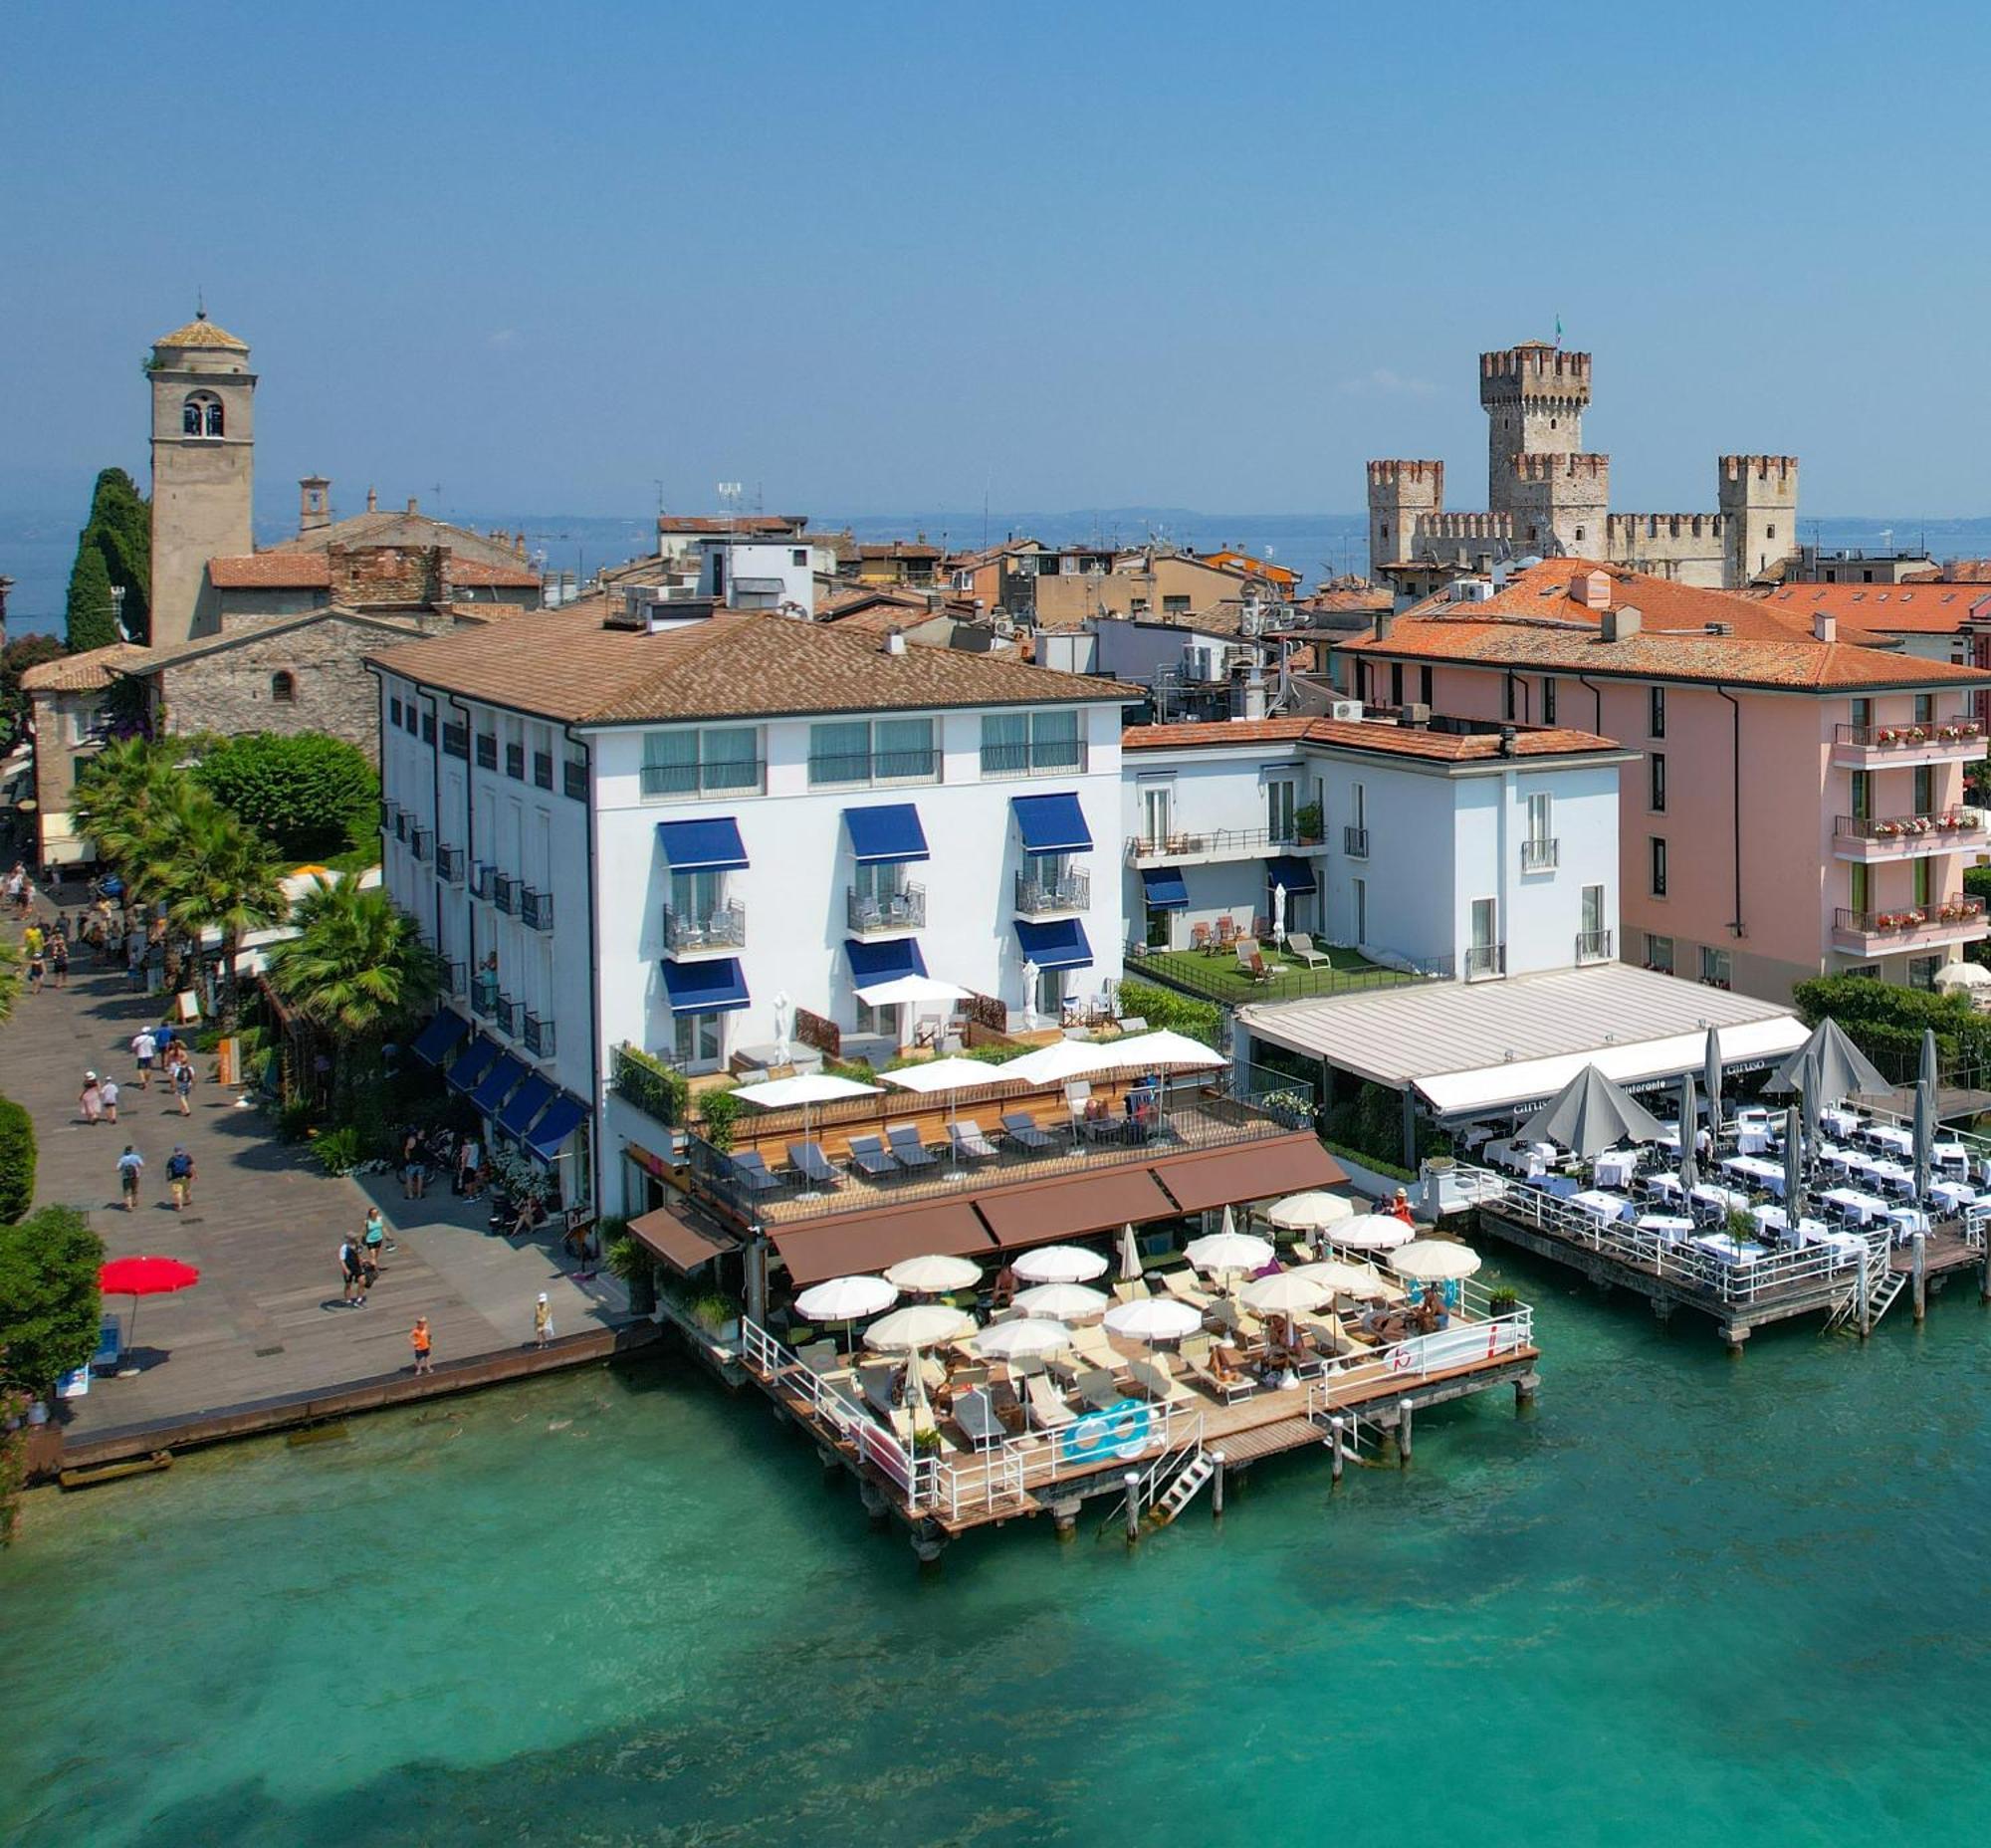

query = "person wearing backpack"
[171,1053,196,1116]
[116,1144,144,1212]
[166,1144,196,1211]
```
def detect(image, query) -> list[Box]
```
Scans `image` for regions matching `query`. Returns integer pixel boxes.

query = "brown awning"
[769,1199,997,1287]
[973,1166,1179,1251]
[1150,1134,1346,1215]
[628,1206,735,1275]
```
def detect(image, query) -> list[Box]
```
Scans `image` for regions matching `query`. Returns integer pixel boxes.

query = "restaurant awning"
[410,1012,469,1067]
[470,1052,528,1115]
[1140,866,1190,910]
[770,1199,997,1287]
[660,957,750,1015]
[974,1166,1177,1250]
[843,803,930,865]
[445,1035,501,1093]
[844,936,927,985]
[628,1206,734,1274]
[655,816,749,872]
[1011,792,1092,855]
[1151,1135,1345,1214]
[524,1092,588,1160]
[1265,854,1317,895]
[1013,917,1092,971]
[496,1071,555,1139]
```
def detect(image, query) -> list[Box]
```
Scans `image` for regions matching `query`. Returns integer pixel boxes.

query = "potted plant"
[1486,1285,1520,1315]
[1292,801,1324,845]
[1877,727,1898,745]
[912,1428,944,1458]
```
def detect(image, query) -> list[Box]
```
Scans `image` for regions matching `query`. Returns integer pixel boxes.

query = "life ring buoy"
[1106,1401,1153,1457]
[1389,1342,1417,1372]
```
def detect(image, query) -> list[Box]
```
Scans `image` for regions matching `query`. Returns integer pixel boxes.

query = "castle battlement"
[1367,459,1444,490]
[1606,512,1727,541]
[1719,454,1799,488]
[1417,512,1516,540]
[1479,344,1592,405]
[1511,451,1609,484]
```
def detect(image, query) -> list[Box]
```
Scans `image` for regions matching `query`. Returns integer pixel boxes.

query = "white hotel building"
[369,596,1131,1218]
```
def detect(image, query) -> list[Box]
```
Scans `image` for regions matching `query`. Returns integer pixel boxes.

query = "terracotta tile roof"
[368,604,1128,725]
[1123,715,1624,762]
[154,312,247,351]
[657,514,805,536]
[207,551,539,590]
[1755,582,1991,634]
[1302,586,1396,616]
[267,512,529,572]
[858,542,945,562]
[19,643,152,693]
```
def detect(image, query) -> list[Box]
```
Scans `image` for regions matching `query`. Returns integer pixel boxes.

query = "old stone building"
[1366,343,1800,599]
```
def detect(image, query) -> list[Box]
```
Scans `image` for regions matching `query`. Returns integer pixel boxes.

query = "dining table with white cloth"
[1865,1124,1913,1158]
[1932,1140,1969,1173]
[1592,1150,1638,1191]
[1734,1125,1776,1155]
[1929,1178,1978,1214]
[1691,1235,1771,1267]
[1570,1189,1635,1224]
[1865,1158,1916,1196]
[1820,1106,1864,1140]
[1721,1154,1785,1193]
[1750,1204,1832,1246]
[1637,1213,1695,1245]
[1642,1170,1684,1204]
[1885,1205,1931,1240]
[1690,1184,1751,1217]
[1820,1186,1893,1227]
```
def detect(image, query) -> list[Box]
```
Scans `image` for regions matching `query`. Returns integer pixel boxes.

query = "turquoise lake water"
[5,1248,1991,1848]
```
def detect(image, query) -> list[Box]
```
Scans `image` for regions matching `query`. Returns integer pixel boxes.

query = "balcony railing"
[1123,825,1326,863]
[1576,928,1613,963]
[611,1041,685,1128]
[470,862,495,901]
[663,901,747,952]
[979,742,1088,779]
[1835,717,1984,750]
[1835,810,1984,849]
[1464,943,1507,980]
[492,873,518,916]
[1014,867,1091,914]
[409,827,433,863]
[845,884,926,934]
[471,974,500,1020]
[639,759,766,799]
[1521,836,1559,872]
[522,888,553,932]
[1343,825,1370,858]
[524,1013,556,1058]
[438,844,466,884]
[1835,899,1988,939]
[443,960,467,999]
[806,749,940,788]
[496,994,523,1038]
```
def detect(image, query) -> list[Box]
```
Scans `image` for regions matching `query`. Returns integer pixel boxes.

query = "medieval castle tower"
[1366,342,1797,593]
[148,309,256,646]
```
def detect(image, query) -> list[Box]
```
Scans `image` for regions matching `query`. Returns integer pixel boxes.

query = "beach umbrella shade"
[853,974,973,1010]
[1011,1244,1109,1284]
[1266,1191,1356,1233]
[1240,1270,1333,1315]
[1516,1063,1666,1161]
[1097,1030,1227,1074]
[98,1254,200,1366]
[1676,1070,1699,1195]
[1102,1296,1204,1344]
[1331,1213,1416,1253]
[1783,1102,1806,1228]
[1767,1018,1888,1109]
[1014,1282,1108,1320]
[1001,1038,1117,1086]
[739,1071,881,1192]
[1390,1240,1483,1282]
[882,1254,982,1294]
[879,1057,1009,1097]
[1116,1221,1142,1282]
[1914,1027,1938,1200]
[1934,961,1991,995]
[1703,1026,1724,1140]
[795,1273,899,1358]
[1291,1259,1405,1301]
[864,1304,975,1353]
[970,1317,1076,1360]
[1184,1230,1274,1274]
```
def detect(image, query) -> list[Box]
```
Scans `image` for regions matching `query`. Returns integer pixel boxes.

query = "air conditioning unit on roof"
[1328,699,1364,722]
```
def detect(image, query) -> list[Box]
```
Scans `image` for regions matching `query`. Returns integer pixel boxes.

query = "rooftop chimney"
[406,496,420,515]
[1601,605,1643,642]
[1576,569,1613,610]
[1373,608,1395,643]
[1499,725,1518,757]
[1814,611,1838,644]
[882,625,907,656]
[366,486,378,513]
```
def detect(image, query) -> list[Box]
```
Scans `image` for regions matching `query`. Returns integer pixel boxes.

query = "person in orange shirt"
[410,1316,433,1375]
[1390,1187,1416,1227]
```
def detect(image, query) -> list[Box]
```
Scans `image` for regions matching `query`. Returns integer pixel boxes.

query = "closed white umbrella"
[1332,1213,1415,1253]
[1012,1245,1109,1283]
[1102,1297,1204,1343]
[1267,1191,1356,1232]
[1117,1221,1142,1281]
[971,1317,1076,1360]
[865,1304,975,1352]
[1240,1270,1333,1315]
[1390,1239,1482,1282]
[1184,1230,1274,1273]
[1271,880,1287,947]
[1014,1282,1108,1319]
[772,991,793,1066]
[883,1254,982,1293]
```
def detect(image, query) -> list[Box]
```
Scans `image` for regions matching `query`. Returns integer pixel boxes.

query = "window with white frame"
[808,717,936,788]
[981,708,1082,778]
[673,1013,723,1069]
[1699,945,1731,986]
[641,727,763,799]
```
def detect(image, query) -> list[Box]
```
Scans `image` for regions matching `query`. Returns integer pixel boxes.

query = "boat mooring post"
[1912,1230,1928,1324]
[1397,1398,1414,1468]
[1328,1416,1345,1485]
[1211,1450,1226,1519]
[1123,1471,1141,1542]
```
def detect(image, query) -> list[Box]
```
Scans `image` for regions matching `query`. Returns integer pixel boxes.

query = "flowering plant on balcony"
[1876,728,1899,745]
[1875,819,1902,838]
[1875,913,1897,931]
[1906,815,1932,834]
[1907,727,1929,744]
[1939,903,1966,924]
[1963,721,1984,739]
[1901,909,1927,928]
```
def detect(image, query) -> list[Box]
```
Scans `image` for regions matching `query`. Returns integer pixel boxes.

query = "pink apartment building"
[1341,561,1991,1002]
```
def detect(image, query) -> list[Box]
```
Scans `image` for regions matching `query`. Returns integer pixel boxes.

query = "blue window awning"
[1014,917,1093,971]
[471,1052,529,1116]
[1141,866,1190,910]
[656,816,749,872]
[844,936,929,986]
[497,1072,556,1140]
[1265,854,1318,895]
[1012,792,1092,855]
[844,803,930,865]
[410,1012,470,1066]
[525,1093,588,1161]
[445,1035,502,1093]
[661,956,750,1016]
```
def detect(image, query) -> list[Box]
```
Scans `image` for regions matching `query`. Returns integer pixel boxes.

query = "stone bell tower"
[148,308,256,646]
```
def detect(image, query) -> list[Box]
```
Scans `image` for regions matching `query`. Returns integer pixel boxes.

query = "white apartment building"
[370,597,1130,1217]
[1122,712,1633,979]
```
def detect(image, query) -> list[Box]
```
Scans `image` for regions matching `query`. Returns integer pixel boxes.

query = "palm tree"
[71,737,182,899]
[162,802,285,1030]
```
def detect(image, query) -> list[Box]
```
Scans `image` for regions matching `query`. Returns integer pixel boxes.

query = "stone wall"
[329,544,449,607]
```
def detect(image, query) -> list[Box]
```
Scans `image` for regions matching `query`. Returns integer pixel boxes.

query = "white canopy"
[1184,1230,1274,1273]
[1239,1271,1334,1314]
[864,1304,975,1351]
[882,1254,982,1293]
[1934,961,1991,992]
[1013,1282,1108,1319]
[1332,1213,1415,1253]
[795,1274,897,1322]
[970,1317,1076,1360]
[1290,1259,1403,1298]
[1004,1030,1225,1086]
[1102,1297,1204,1342]
[1390,1240,1483,1282]
[1011,1245,1109,1283]
[1002,1039,1118,1085]
[854,974,973,1009]
[879,1057,1011,1096]
[1266,1191,1356,1232]
[738,1072,880,1109]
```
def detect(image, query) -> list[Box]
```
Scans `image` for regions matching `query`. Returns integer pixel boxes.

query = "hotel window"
[640,726,762,799]
[505,718,526,781]
[271,671,297,704]
[1162,595,1191,618]
[442,722,469,760]
[1649,686,1665,738]
[1915,693,1934,725]
[1650,753,1666,812]
[1503,676,1517,722]
[1850,698,1873,731]
[1266,778,1298,842]
[1352,876,1367,943]
[1646,933,1674,975]
[1390,662,1404,706]
[390,697,404,730]
[476,731,498,770]
[1699,945,1731,987]
[421,711,436,746]
[981,708,1081,777]
[1908,955,1941,991]
[1913,857,1933,908]
[1420,665,1434,705]
[1914,765,1933,814]
[1849,770,1871,820]
[1650,836,1667,897]
[1849,863,1870,915]
[854,995,899,1039]
[809,717,937,788]
[1526,792,1553,844]
[1541,676,1557,723]
[562,748,587,802]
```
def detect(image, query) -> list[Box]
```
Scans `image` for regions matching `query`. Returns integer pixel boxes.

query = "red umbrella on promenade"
[99,1256,200,1373]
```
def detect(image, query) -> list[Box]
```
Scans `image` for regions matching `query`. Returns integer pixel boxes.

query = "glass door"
[1265,779,1296,843]
[1141,784,1173,850]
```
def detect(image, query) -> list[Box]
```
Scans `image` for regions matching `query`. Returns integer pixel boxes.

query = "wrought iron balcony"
[1576,928,1613,964]
[442,960,467,998]
[497,994,524,1038]
[492,873,518,916]
[1464,943,1507,981]
[471,973,500,1019]
[409,827,432,863]
[1013,867,1091,914]
[845,884,926,934]
[663,901,747,953]
[1833,898,1988,953]
[1521,836,1559,872]
[437,844,466,884]
[522,888,553,932]
[1834,810,1987,859]
[470,862,495,901]
[524,1013,556,1058]
[1343,825,1370,858]
[639,759,766,799]
[1832,716,1987,768]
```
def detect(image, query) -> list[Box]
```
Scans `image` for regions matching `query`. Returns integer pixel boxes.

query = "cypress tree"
[65,545,117,651]
[0,1096,34,1225]
[64,468,151,650]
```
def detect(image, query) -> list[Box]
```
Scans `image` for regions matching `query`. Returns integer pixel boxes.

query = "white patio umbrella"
[879,1057,1009,1096]
[739,1071,881,1195]
[1102,1296,1203,1344]
[1332,1212,1415,1253]
[1116,1221,1142,1281]
[1003,1038,1116,1086]
[971,1317,1076,1360]
[1012,1244,1109,1283]
[1184,1230,1274,1274]
[853,974,973,1009]
[1267,1191,1357,1232]
[883,1253,982,1294]
[1290,1259,1404,1300]
[1014,1281,1108,1319]
[1271,879,1288,946]
[794,1273,898,1356]
[864,1303,975,1352]
[1934,960,1991,995]
[1096,1030,1227,1076]
[1390,1239,1483,1282]
[1240,1270,1333,1315]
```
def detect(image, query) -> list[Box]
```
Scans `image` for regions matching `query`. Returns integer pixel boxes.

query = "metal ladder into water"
[1826,1240,1905,1334]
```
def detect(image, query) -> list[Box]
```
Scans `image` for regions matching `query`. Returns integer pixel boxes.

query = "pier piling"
[1397,1399,1414,1468]
[1912,1231,1928,1324]
[1514,1372,1539,1413]
[1211,1451,1226,1519]
[1123,1472,1142,1542]
[1328,1417,1346,1484]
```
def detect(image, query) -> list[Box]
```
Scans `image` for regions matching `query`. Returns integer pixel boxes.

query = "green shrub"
[691,1293,736,1332]
[1118,978,1220,1048]
[312,1126,363,1175]
[1487,1285,1520,1314]
[0,1205,104,1397]
[0,1095,35,1225]
[277,1098,317,1142]
[699,1086,744,1152]
[195,732,379,861]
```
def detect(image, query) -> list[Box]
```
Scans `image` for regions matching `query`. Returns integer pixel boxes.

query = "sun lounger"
[1112,1278,1151,1305]
[730,1149,783,1194]
[1284,931,1331,970]
[950,1119,998,1162]
[786,1141,840,1188]
[885,1122,939,1169]
[950,1387,1004,1450]
[1180,1334,1254,1403]
[1160,1270,1213,1310]
[1071,1325,1127,1377]
[1027,1375,1077,1430]
[1210,1296,1266,1343]
[845,1133,898,1179]
[1072,1367,1124,1412]
[1128,1354,1195,1407]
[794,1340,841,1377]
[858,1360,901,1418]
[1001,1110,1056,1152]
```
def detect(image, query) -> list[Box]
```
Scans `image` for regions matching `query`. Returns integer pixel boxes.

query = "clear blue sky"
[4,0,1987,521]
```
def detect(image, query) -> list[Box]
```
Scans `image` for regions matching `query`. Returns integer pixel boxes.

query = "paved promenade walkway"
[3,909,629,1444]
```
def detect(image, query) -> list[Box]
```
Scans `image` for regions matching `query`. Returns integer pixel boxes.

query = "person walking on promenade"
[166,1144,195,1211]
[131,1027,158,1089]
[126,933,146,993]
[79,1071,104,1125]
[171,1052,196,1116]
[337,1235,365,1305]
[410,1316,433,1374]
[401,1130,427,1200]
[116,1144,143,1211]
[361,1207,387,1282]
[48,926,68,990]
[100,1074,120,1126]
[533,1291,554,1349]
